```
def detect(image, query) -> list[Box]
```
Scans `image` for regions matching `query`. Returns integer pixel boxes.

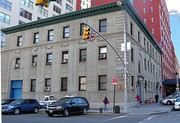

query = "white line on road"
[102,116,127,122]
[138,115,159,123]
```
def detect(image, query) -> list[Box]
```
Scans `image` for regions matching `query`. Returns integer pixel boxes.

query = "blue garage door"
[10,80,22,99]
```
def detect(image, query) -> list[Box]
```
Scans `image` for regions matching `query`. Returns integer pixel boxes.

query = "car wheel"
[82,107,87,115]
[63,108,69,117]
[48,113,54,117]
[166,101,172,105]
[14,108,20,115]
[34,107,39,113]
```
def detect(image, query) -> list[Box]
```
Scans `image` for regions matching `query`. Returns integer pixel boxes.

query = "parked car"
[174,97,180,110]
[2,99,40,115]
[39,95,56,109]
[2,99,16,105]
[45,96,90,117]
[162,91,180,105]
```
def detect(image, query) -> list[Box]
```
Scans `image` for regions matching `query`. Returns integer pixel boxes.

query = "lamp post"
[176,72,179,91]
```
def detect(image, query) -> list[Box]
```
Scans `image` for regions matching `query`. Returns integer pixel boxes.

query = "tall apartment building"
[169,10,180,66]
[133,0,178,81]
[76,0,91,10]
[2,1,162,108]
[0,0,76,46]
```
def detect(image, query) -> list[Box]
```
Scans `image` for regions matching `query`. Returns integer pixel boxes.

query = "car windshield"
[11,99,23,104]
[57,98,71,103]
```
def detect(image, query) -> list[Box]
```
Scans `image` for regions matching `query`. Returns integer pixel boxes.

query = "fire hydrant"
[99,108,103,113]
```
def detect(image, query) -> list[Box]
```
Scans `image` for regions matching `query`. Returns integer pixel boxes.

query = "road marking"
[102,116,127,122]
[147,115,159,120]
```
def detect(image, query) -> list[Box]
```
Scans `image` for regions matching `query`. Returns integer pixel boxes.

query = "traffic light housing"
[35,0,49,8]
[83,27,90,40]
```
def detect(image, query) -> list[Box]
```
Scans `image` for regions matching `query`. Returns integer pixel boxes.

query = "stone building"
[1,0,162,109]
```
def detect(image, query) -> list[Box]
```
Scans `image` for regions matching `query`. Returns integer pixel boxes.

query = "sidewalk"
[87,103,173,116]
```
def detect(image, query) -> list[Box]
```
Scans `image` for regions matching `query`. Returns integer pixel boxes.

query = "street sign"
[112,78,118,84]
[115,67,124,71]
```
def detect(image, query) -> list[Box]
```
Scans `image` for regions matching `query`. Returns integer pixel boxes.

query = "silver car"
[174,97,180,110]
[162,91,180,105]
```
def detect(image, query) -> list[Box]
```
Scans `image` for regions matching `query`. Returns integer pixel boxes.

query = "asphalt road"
[2,111,180,123]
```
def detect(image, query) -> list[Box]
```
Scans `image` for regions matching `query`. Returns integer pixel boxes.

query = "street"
[2,111,180,123]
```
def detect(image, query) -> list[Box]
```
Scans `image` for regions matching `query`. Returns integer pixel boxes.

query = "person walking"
[135,94,140,108]
[155,94,159,103]
[103,97,109,111]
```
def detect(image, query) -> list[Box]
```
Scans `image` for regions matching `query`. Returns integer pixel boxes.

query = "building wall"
[0,0,76,46]
[1,2,162,108]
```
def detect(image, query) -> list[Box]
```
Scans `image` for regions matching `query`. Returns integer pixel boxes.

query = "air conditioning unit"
[44,87,51,92]
[47,62,52,65]
[15,64,20,68]
[99,54,106,59]
[61,59,68,63]
[32,63,37,67]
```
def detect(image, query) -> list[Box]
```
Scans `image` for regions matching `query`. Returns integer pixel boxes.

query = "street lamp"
[117,1,128,113]
[176,72,179,91]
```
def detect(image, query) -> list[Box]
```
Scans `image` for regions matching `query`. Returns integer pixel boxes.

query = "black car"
[2,99,16,105]
[45,96,90,117]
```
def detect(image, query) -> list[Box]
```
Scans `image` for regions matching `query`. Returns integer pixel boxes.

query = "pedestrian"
[103,97,109,111]
[155,94,159,103]
[135,94,140,108]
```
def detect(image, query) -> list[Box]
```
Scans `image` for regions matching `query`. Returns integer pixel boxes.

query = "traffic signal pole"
[83,22,125,67]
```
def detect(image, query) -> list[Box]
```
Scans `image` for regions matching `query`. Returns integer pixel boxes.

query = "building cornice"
[1,0,162,54]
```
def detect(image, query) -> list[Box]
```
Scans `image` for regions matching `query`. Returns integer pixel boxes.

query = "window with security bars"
[79,49,86,62]
[79,76,86,91]
[98,75,107,90]
[61,77,67,91]
[30,79,36,92]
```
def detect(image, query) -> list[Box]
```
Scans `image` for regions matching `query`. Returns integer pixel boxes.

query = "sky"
[165,0,180,12]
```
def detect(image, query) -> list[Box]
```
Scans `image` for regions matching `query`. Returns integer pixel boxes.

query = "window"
[56,0,62,5]
[1,41,6,47]
[80,23,85,35]
[37,17,42,20]
[79,49,86,62]
[66,4,73,12]
[138,61,141,73]
[34,32,39,44]
[143,8,146,13]
[0,30,6,38]
[144,38,146,49]
[144,58,147,70]
[99,75,107,90]
[99,46,107,60]
[99,19,107,32]
[138,31,140,43]
[17,36,22,47]
[0,0,12,11]
[46,53,52,65]
[62,51,68,63]
[152,28,154,34]
[48,30,53,41]
[20,0,33,9]
[16,58,20,64]
[53,5,61,14]
[150,7,153,12]
[131,76,134,87]
[0,12,10,24]
[79,76,86,91]
[30,79,36,92]
[20,8,32,20]
[131,48,134,62]
[32,55,37,64]
[151,17,154,23]
[130,22,133,35]
[38,6,48,17]
[61,77,67,91]
[19,20,25,25]
[45,78,51,92]
[63,26,69,38]
[143,19,146,24]
[67,0,73,4]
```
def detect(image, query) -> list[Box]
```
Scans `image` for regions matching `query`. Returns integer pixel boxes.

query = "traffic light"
[35,0,49,8]
[83,27,90,40]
